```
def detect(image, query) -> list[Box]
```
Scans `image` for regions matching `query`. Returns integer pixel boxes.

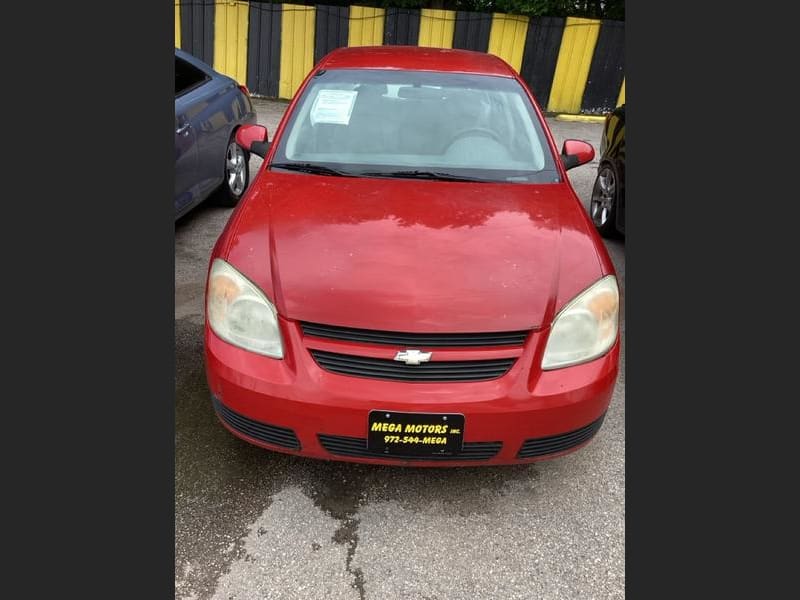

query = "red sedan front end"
[206,322,618,466]
[204,47,620,466]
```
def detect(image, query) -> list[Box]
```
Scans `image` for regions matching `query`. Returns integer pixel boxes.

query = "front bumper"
[204,318,619,466]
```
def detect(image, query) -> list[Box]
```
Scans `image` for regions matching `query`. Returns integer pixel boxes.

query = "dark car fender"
[600,106,625,234]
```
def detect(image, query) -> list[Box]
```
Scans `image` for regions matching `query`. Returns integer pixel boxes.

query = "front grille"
[517,413,606,458]
[301,321,529,347]
[318,434,502,460]
[212,395,301,450]
[309,349,515,382]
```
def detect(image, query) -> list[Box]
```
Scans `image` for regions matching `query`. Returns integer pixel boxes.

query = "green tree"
[453,0,624,19]
[251,0,624,20]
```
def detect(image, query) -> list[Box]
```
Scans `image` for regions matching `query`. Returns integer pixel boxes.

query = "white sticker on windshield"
[310,89,358,125]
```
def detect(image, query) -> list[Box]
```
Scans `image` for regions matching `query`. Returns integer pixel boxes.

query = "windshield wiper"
[361,170,494,182]
[270,162,357,177]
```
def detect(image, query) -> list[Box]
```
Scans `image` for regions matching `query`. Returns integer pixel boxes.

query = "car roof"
[317,46,516,78]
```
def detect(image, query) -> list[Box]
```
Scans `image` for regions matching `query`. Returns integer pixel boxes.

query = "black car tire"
[214,133,250,207]
[590,161,621,238]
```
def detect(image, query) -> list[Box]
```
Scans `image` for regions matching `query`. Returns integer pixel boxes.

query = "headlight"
[542,275,619,370]
[206,258,284,358]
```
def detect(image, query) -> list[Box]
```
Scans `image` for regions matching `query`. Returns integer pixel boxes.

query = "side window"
[175,57,210,97]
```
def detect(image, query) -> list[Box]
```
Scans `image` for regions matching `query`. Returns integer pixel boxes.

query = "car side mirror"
[236,125,270,158]
[560,139,595,170]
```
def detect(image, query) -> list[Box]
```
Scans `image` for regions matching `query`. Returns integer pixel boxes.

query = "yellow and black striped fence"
[176,1,624,114]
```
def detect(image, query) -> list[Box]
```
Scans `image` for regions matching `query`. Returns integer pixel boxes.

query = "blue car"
[175,48,257,219]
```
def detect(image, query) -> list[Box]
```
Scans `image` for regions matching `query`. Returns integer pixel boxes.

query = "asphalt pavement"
[175,98,625,600]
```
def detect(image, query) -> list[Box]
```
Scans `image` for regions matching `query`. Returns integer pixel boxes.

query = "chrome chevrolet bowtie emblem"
[394,349,432,365]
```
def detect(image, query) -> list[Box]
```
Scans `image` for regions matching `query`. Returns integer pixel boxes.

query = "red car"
[204,47,620,466]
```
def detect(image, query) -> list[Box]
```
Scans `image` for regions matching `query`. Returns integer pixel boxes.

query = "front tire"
[214,135,249,207]
[590,162,620,238]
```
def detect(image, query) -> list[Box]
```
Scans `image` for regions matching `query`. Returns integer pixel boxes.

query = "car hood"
[225,172,606,332]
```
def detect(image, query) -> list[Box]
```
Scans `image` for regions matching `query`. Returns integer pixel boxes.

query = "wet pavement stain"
[175,315,298,599]
[208,486,360,600]
[175,282,206,309]
[333,518,366,600]
[300,463,369,599]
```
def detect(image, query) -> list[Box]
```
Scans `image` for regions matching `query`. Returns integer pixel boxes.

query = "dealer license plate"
[368,411,465,456]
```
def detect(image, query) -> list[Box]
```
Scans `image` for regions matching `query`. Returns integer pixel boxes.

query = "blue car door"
[193,80,238,198]
[175,54,213,216]
[175,109,198,215]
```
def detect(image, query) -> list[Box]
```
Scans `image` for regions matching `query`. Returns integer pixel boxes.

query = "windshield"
[271,69,560,184]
